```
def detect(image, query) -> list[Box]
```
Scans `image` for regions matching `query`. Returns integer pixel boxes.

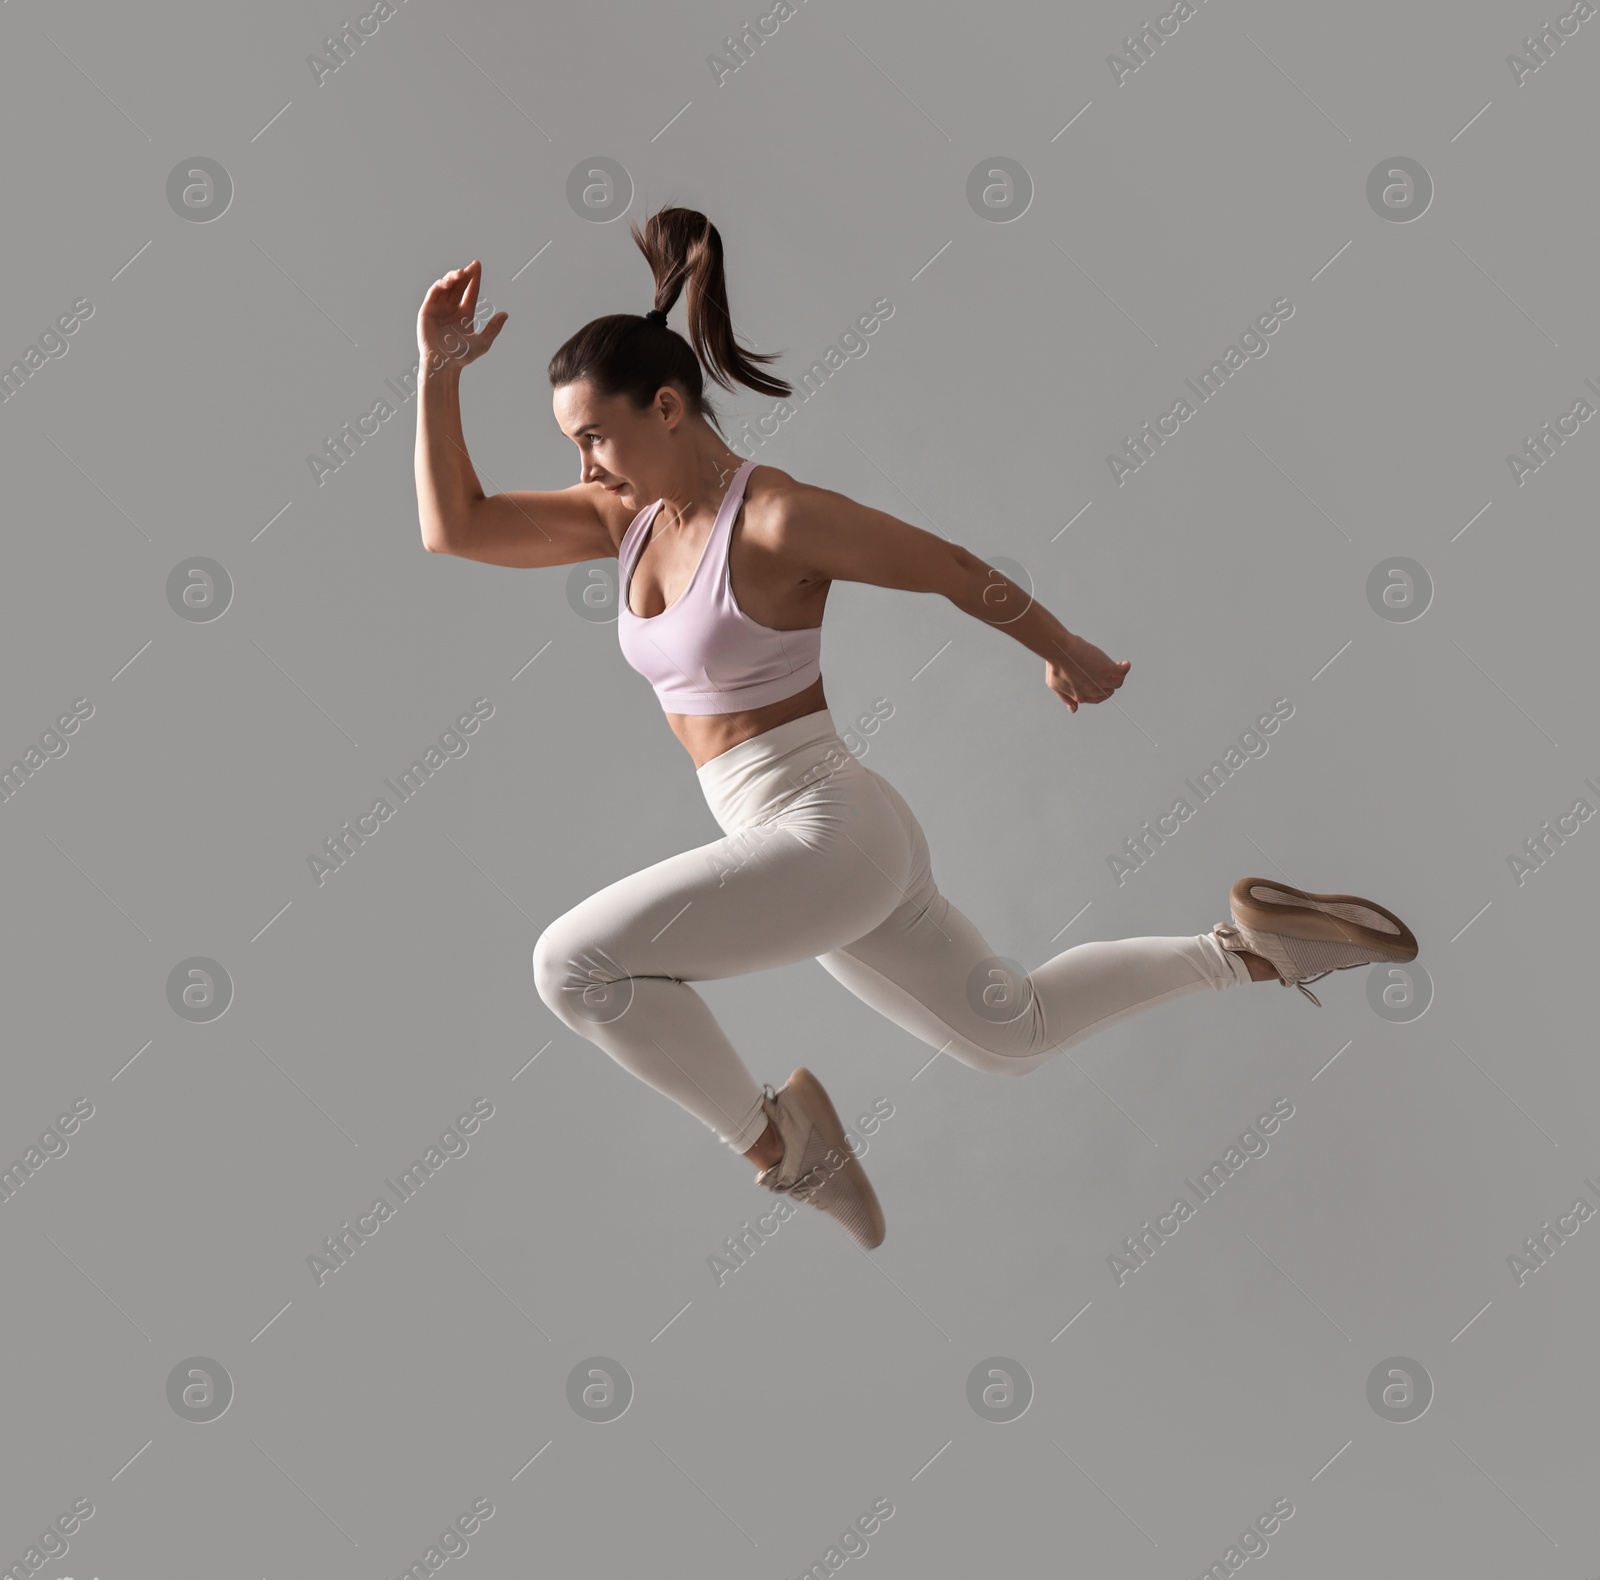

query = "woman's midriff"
[669,674,830,770]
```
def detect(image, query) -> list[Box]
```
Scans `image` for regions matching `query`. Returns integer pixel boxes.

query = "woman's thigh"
[533,763,918,997]
[813,766,1053,1070]
[816,769,1232,1072]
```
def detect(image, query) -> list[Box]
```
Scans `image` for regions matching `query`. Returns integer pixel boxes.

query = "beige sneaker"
[756,1068,886,1250]
[1213,877,1419,1007]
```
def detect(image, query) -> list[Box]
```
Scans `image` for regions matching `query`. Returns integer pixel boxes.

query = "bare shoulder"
[741,464,835,544]
[739,464,969,596]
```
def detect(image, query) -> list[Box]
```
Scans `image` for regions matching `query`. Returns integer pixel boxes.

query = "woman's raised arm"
[413,261,618,567]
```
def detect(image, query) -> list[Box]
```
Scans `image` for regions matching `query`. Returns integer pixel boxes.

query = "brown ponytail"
[547,205,791,439]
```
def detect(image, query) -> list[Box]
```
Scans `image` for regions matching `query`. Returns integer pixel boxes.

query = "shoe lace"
[1218,922,1327,1007]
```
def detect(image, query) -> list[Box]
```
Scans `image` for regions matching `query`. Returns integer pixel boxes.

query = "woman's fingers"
[473,312,509,355]
[419,263,484,328]
[426,262,476,295]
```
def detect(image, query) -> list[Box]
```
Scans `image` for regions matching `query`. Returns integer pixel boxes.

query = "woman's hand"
[1046,632,1131,712]
[417,259,508,369]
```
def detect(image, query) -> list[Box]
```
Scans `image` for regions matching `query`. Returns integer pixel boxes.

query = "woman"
[413,207,1419,1252]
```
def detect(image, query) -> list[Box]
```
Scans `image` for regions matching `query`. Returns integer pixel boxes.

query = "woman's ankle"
[743,1117,783,1171]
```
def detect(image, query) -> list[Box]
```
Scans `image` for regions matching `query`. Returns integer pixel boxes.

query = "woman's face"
[553,379,674,505]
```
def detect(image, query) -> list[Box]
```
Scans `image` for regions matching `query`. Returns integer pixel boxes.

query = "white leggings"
[532,709,1251,1153]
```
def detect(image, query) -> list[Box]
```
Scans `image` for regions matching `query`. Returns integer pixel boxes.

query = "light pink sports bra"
[616,459,823,715]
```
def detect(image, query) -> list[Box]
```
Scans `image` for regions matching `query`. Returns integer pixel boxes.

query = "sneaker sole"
[1230,877,1418,961]
[785,1067,887,1250]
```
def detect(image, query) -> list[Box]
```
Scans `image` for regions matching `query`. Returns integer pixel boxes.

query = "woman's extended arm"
[777,481,1131,712]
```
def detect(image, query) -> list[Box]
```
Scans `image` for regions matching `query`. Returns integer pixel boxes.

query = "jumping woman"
[413,207,1419,1252]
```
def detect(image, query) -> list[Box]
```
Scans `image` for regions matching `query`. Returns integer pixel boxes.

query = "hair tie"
[644,308,668,327]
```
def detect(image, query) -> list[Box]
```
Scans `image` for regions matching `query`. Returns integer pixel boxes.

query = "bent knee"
[531,924,564,1011]
[924,1027,1047,1076]
[533,915,634,1027]
[532,917,593,1014]
[955,1036,1047,1076]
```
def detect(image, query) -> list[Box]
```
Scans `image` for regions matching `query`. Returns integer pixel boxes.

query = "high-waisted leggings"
[532,709,1250,1153]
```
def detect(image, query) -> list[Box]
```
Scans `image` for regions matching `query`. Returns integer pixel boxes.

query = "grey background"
[2,0,1596,1574]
